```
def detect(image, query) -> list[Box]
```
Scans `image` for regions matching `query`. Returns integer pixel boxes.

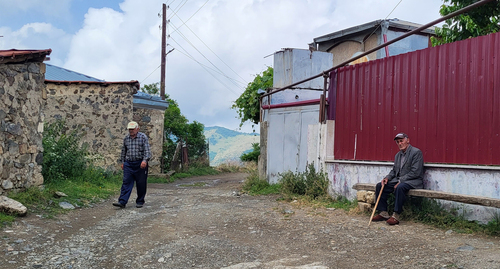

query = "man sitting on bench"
[372,133,424,225]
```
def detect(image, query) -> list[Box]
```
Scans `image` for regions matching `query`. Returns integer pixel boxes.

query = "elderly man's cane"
[368,183,385,227]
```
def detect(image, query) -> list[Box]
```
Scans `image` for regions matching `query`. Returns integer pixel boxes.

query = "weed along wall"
[0,62,46,194]
[44,81,139,172]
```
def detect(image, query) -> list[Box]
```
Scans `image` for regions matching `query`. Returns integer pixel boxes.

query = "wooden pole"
[368,183,384,227]
[160,3,167,100]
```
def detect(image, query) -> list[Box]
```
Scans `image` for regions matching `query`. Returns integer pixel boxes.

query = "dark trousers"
[375,181,413,214]
[118,160,148,205]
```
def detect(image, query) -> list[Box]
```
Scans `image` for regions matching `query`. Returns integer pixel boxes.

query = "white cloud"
[60,0,443,133]
[0,23,71,66]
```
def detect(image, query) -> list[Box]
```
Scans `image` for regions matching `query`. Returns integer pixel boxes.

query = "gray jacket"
[385,145,424,189]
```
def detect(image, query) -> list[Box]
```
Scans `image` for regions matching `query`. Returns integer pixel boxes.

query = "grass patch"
[215,160,248,173]
[149,166,220,183]
[0,213,15,228]
[379,194,500,236]
[6,171,122,220]
[325,196,358,211]
[241,163,357,212]
[241,165,280,195]
[148,175,176,184]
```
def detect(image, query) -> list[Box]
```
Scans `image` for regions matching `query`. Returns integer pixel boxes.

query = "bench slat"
[352,183,500,209]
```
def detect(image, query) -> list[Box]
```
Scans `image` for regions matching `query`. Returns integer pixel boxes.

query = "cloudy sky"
[0,0,444,133]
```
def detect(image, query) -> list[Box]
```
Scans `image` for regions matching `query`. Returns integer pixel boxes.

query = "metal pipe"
[261,0,495,98]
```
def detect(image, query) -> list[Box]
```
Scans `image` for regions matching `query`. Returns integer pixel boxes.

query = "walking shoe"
[386,217,400,225]
[136,204,144,208]
[112,202,125,208]
[371,214,389,222]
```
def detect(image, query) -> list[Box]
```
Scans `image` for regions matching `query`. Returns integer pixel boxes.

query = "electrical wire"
[169,0,188,19]
[140,65,161,84]
[170,9,248,84]
[169,0,210,33]
[168,37,239,82]
[169,21,246,88]
[169,36,241,96]
[364,0,404,44]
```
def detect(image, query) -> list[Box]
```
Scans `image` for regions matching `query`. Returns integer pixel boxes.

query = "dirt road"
[1,173,499,268]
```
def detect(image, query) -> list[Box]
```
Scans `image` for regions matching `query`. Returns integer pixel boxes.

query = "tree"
[140,83,208,170]
[240,143,260,163]
[140,82,160,95]
[431,0,500,46]
[232,66,273,128]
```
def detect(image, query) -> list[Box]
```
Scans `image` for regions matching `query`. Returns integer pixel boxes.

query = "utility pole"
[160,3,167,100]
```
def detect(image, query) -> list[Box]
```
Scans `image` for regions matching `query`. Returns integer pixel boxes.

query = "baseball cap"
[127,121,138,129]
[394,133,408,140]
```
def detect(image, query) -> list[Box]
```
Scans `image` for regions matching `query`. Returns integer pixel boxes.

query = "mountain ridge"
[204,126,259,166]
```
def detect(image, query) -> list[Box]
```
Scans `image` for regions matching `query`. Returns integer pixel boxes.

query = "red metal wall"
[334,32,500,165]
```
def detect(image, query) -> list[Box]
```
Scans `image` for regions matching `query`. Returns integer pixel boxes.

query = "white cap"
[127,121,138,129]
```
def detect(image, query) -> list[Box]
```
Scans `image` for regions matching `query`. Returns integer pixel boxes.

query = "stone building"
[44,79,140,172]
[130,92,168,174]
[0,49,52,194]
[44,64,167,174]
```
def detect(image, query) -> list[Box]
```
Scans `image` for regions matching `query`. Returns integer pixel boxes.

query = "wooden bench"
[352,183,500,209]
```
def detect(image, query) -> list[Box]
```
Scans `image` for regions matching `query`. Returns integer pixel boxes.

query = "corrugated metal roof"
[314,19,435,43]
[0,49,52,64]
[133,91,169,110]
[45,64,104,82]
[44,63,168,111]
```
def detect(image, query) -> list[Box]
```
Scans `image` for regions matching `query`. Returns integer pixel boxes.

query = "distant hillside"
[204,126,259,166]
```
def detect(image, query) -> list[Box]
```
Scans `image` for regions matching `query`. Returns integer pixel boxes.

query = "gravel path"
[1,172,500,269]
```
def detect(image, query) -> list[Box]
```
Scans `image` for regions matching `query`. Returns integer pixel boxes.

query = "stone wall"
[0,62,46,194]
[133,107,164,174]
[44,82,137,172]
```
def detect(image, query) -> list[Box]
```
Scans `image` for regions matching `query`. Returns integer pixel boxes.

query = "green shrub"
[242,169,280,195]
[42,120,88,182]
[396,196,500,236]
[278,163,329,199]
[279,170,307,196]
[303,164,329,199]
[240,143,260,163]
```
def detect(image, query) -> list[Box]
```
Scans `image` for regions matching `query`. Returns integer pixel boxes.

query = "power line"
[169,36,241,96]
[168,0,188,19]
[169,21,246,88]
[140,65,161,84]
[169,0,210,33]
[170,9,248,85]
[364,0,404,45]
[168,37,242,85]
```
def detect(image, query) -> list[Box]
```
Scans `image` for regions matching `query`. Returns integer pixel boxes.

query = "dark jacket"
[385,145,424,189]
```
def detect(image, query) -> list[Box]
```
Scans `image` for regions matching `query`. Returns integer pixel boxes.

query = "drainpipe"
[381,20,390,58]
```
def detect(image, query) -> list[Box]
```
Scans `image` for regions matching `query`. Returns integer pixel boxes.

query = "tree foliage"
[240,143,260,163]
[139,83,208,170]
[140,82,160,95]
[232,66,273,127]
[42,120,88,182]
[431,0,500,46]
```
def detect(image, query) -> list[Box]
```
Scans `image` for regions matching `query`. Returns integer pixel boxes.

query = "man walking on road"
[113,121,151,209]
[371,132,424,225]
